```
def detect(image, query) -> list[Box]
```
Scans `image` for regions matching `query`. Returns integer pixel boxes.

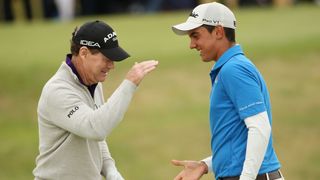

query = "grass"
[0,4,320,180]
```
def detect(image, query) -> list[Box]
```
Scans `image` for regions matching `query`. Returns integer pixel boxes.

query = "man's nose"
[189,40,196,49]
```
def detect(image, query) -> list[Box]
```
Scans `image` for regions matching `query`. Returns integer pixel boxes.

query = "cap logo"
[202,18,213,23]
[80,40,101,48]
[189,11,199,18]
[202,18,220,25]
[104,32,117,43]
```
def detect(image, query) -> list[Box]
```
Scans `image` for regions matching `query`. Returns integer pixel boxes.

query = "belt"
[220,170,282,180]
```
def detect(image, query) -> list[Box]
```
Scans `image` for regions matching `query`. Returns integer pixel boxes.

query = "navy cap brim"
[99,47,130,62]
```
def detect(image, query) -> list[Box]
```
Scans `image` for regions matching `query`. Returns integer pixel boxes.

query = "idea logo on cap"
[79,40,101,48]
[72,20,130,61]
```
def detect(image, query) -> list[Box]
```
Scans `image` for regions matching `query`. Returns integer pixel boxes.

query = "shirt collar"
[209,44,244,85]
[211,44,244,72]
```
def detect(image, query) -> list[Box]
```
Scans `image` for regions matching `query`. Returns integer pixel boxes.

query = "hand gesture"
[171,160,208,180]
[126,60,158,86]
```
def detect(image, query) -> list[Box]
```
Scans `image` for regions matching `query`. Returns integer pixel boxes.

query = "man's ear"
[79,46,89,59]
[214,26,225,40]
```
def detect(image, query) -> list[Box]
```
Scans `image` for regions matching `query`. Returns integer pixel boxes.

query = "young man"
[171,2,284,180]
[33,20,158,180]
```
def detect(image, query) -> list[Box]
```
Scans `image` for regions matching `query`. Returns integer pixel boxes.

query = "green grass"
[0,4,320,180]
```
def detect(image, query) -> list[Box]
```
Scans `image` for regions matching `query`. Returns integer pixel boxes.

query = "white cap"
[172,2,236,35]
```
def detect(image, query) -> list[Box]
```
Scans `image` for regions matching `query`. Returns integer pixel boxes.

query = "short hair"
[201,25,235,43]
[70,27,100,56]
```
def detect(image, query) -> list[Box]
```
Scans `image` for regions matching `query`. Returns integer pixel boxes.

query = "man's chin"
[98,76,107,83]
[201,58,212,62]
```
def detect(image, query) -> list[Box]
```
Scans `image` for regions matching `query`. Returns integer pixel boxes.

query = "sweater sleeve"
[100,141,124,179]
[100,141,115,177]
[46,79,137,140]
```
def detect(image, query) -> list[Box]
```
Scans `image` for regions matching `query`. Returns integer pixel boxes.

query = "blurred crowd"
[1,0,197,22]
[1,0,319,22]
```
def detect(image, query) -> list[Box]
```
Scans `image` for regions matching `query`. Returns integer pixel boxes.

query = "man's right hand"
[171,159,208,180]
[125,60,158,86]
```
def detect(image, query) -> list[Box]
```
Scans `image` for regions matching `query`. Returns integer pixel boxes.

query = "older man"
[33,20,158,180]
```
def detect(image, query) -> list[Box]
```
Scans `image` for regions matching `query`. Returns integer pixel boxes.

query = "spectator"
[42,0,58,19]
[55,0,75,21]
[2,0,32,22]
[79,0,125,16]
[146,0,198,12]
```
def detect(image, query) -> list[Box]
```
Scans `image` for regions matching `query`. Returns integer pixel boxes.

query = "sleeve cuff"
[201,156,213,173]
[122,79,137,94]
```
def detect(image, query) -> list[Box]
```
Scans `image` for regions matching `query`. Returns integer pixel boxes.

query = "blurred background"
[0,0,320,179]
[1,0,320,22]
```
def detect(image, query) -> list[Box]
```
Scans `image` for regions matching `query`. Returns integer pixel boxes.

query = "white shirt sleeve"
[201,156,213,173]
[240,111,271,180]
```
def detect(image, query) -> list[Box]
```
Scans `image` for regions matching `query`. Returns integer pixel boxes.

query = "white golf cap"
[172,2,236,35]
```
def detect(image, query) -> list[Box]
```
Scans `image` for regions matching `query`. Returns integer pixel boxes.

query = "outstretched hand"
[171,160,208,180]
[126,60,159,86]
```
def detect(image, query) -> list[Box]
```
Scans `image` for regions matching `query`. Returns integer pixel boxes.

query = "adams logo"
[189,11,199,18]
[104,32,117,42]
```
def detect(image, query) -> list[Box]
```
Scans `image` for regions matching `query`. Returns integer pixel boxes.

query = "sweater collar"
[65,54,97,98]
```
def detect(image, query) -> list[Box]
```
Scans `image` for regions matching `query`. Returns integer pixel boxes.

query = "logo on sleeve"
[67,106,79,118]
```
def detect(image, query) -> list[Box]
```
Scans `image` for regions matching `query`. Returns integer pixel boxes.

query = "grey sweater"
[33,62,136,179]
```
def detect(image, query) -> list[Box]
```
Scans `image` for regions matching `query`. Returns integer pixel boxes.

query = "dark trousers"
[3,0,32,22]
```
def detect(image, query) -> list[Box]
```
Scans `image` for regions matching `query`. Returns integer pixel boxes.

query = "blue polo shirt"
[209,45,280,179]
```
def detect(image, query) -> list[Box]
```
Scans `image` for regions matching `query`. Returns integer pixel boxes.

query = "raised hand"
[125,60,159,86]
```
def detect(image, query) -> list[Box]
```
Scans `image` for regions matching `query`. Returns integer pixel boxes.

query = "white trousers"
[55,0,75,21]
